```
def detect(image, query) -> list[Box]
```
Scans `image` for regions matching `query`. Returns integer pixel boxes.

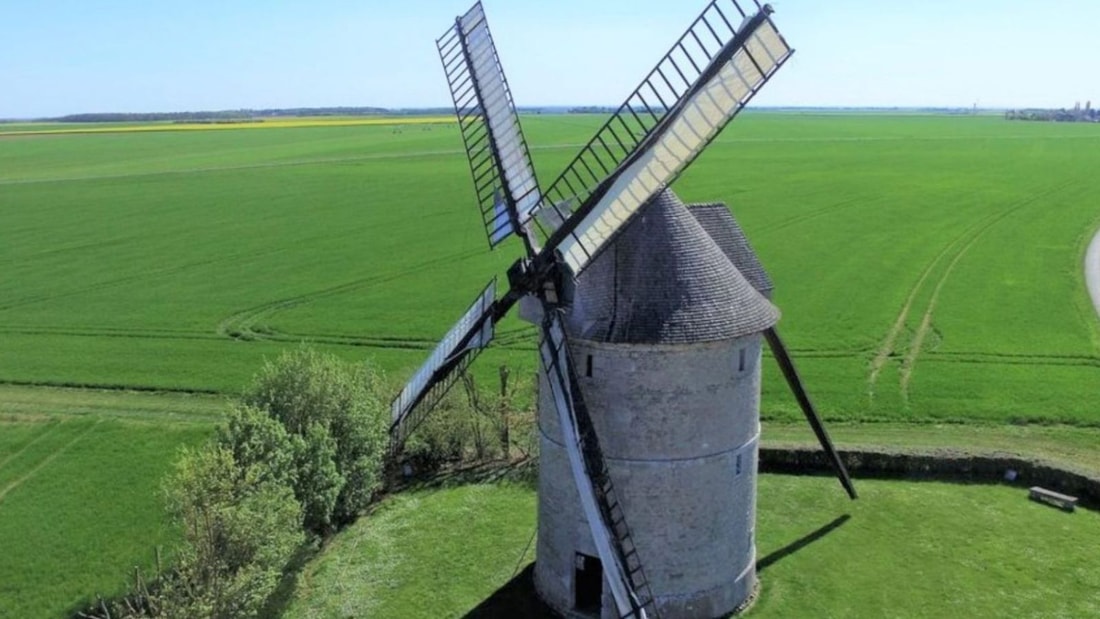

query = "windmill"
[389,2,856,617]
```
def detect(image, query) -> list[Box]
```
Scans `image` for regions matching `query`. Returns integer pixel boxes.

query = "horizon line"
[1,104,1048,123]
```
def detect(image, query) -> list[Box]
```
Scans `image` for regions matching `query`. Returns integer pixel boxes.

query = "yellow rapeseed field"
[5,116,454,136]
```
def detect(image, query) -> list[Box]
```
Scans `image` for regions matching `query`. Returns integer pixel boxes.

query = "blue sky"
[2,0,1097,118]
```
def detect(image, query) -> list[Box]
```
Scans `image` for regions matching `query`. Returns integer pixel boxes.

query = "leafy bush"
[401,392,473,466]
[241,347,388,528]
[401,367,537,468]
[215,405,297,488]
[292,422,342,533]
[216,404,343,534]
[160,444,303,618]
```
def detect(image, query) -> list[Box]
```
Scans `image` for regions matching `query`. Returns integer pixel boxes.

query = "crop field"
[3,113,1100,423]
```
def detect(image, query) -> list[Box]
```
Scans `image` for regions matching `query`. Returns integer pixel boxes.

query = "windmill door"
[574,552,603,614]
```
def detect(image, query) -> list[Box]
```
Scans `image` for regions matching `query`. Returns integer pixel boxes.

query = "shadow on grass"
[461,563,558,619]
[459,515,852,618]
[260,539,323,617]
[396,457,538,492]
[757,514,850,573]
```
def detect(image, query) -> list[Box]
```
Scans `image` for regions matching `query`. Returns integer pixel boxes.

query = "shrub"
[216,405,343,535]
[400,366,536,468]
[242,347,388,527]
[160,444,303,618]
[216,405,296,488]
[292,422,343,534]
[402,391,473,467]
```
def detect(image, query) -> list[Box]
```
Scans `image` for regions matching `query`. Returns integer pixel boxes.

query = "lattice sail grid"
[439,2,540,247]
[390,278,497,445]
[549,12,791,275]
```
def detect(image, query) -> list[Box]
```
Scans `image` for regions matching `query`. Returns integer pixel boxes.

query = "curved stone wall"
[535,334,764,618]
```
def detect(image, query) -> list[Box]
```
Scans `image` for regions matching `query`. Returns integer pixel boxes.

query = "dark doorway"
[574,553,603,613]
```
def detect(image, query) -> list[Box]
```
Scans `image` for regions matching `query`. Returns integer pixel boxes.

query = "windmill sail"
[540,310,658,619]
[439,2,541,247]
[538,3,792,276]
[390,279,497,448]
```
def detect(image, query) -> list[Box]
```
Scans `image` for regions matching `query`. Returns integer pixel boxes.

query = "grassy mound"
[283,475,1100,618]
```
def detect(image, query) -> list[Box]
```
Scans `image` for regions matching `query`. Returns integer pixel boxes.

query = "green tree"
[216,405,296,487]
[216,405,343,534]
[161,444,303,618]
[293,422,343,533]
[243,347,388,527]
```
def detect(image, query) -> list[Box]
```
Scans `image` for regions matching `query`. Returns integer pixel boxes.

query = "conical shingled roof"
[567,190,779,344]
[686,203,774,298]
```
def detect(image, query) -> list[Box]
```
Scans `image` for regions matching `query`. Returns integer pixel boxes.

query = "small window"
[735,453,742,476]
[585,354,593,378]
[737,348,747,373]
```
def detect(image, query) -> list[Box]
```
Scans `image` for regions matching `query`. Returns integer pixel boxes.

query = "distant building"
[1005,100,1099,123]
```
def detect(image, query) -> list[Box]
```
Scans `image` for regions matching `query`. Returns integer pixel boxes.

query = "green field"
[283,478,1100,618]
[3,113,1100,615]
[3,114,1099,422]
[0,392,216,617]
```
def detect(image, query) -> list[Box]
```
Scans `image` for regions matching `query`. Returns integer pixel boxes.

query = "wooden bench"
[1029,486,1078,512]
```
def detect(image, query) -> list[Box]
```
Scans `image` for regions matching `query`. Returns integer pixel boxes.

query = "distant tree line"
[567,106,618,114]
[1005,108,1099,123]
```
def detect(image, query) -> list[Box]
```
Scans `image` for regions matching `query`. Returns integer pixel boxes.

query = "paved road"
[1087,227,1100,320]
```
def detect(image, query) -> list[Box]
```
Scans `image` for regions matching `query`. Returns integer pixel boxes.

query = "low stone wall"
[759,446,1100,509]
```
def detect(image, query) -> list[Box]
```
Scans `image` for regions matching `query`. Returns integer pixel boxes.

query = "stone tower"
[533,190,779,618]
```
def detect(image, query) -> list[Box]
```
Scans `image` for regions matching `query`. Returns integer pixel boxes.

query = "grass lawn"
[282,477,1100,618]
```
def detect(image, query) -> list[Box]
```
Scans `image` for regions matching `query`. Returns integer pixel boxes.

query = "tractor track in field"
[867,213,996,397]
[0,217,392,312]
[899,180,1079,399]
[0,143,589,187]
[753,196,865,236]
[216,247,493,344]
[0,325,222,341]
[0,379,220,396]
[5,134,1100,187]
[777,349,867,359]
[1,234,137,266]
[0,421,64,472]
[922,351,1100,368]
[869,179,1076,404]
[898,235,988,400]
[0,244,296,313]
[0,420,101,505]
[262,327,539,351]
[0,322,538,351]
